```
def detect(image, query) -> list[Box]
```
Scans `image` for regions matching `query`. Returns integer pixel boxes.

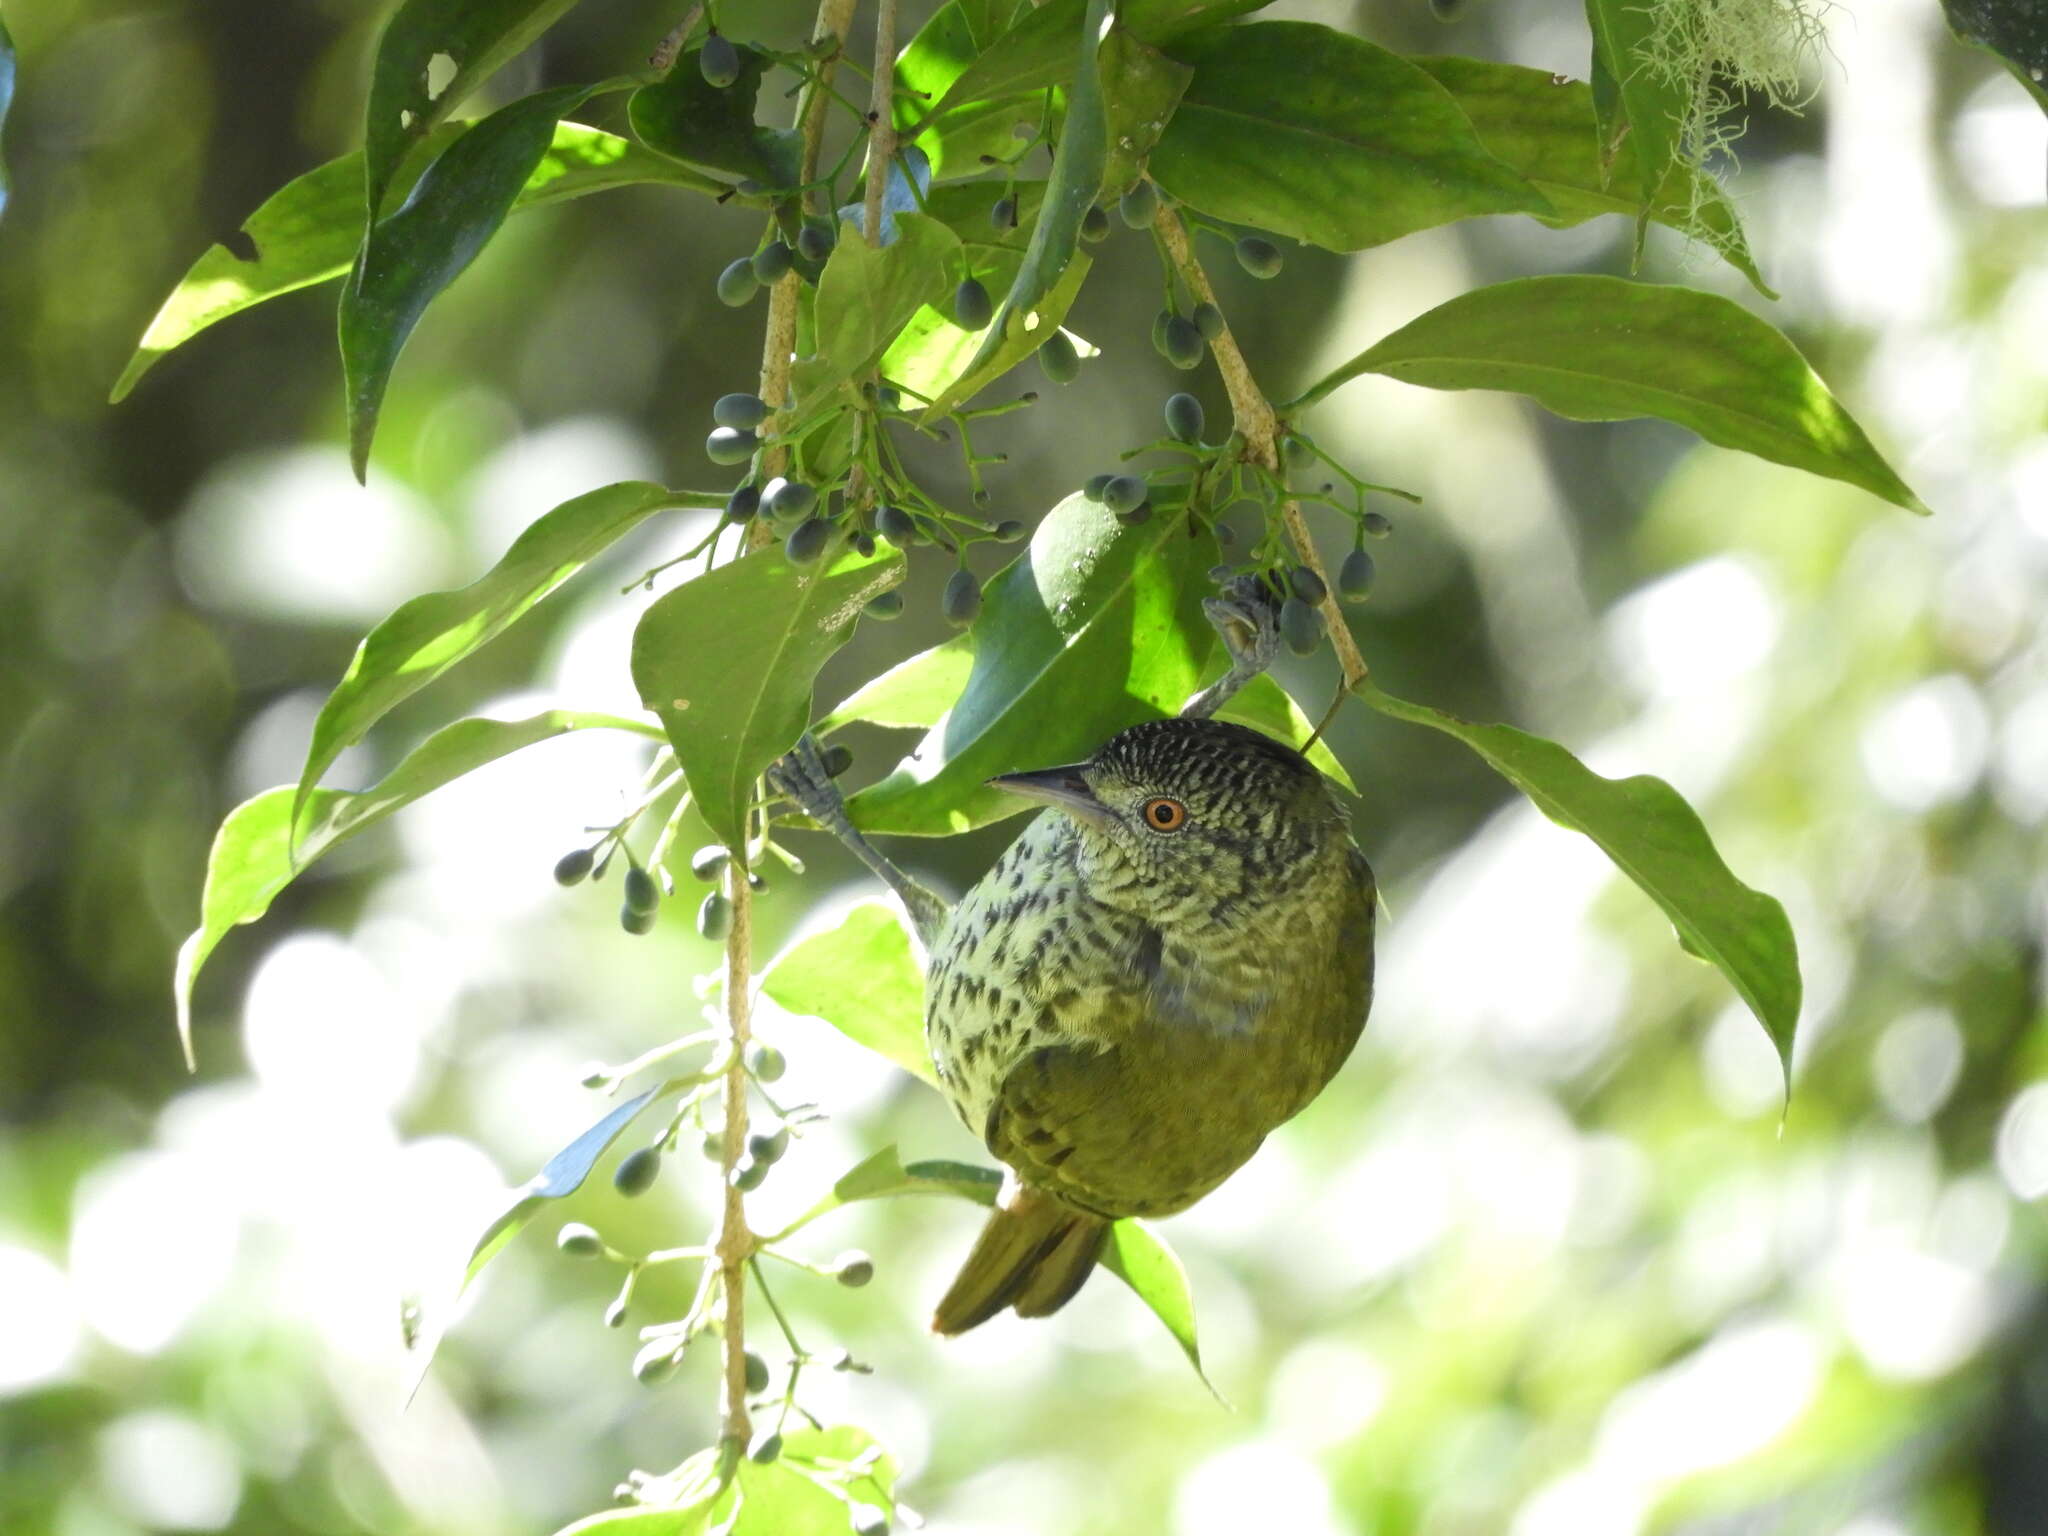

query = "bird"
[767,580,1373,1333]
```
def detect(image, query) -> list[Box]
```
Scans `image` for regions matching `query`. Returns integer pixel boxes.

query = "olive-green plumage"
[926,717,1375,1334]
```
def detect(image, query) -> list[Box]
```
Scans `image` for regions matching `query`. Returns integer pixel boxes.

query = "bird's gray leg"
[1180,573,1284,720]
[766,734,950,948]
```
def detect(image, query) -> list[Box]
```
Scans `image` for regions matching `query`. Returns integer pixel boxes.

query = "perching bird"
[770,581,1374,1332]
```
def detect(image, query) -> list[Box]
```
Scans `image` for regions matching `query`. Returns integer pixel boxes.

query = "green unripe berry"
[952,277,994,331]
[783,516,833,566]
[942,568,983,627]
[714,393,770,430]
[690,845,730,881]
[1235,235,1283,278]
[1362,511,1393,538]
[705,427,755,465]
[1118,178,1159,229]
[1162,316,1205,370]
[1102,474,1148,515]
[1192,302,1226,341]
[1038,331,1080,384]
[716,257,758,306]
[990,195,1017,229]
[578,1061,610,1088]
[725,485,760,522]
[613,1146,662,1197]
[1080,204,1111,242]
[743,1351,770,1395]
[751,241,794,283]
[1279,594,1324,655]
[735,178,764,198]
[796,222,835,263]
[749,1431,783,1464]
[875,504,917,546]
[623,866,660,916]
[993,519,1028,543]
[554,847,595,886]
[820,744,854,779]
[699,34,740,88]
[833,1250,875,1287]
[1150,309,1173,357]
[1083,473,1113,502]
[864,590,905,620]
[746,1042,787,1082]
[698,892,733,941]
[620,902,656,936]
[633,1340,682,1384]
[850,1504,890,1536]
[1289,565,1328,604]
[749,1125,791,1164]
[1117,503,1153,527]
[875,384,902,411]
[1338,548,1377,601]
[1164,392,1205,444]
[731,1157,769,1192]
[604,1296,630,1328]
[557,1222,604,1258]
[766,478,816,519]
[701,1129,725,1161]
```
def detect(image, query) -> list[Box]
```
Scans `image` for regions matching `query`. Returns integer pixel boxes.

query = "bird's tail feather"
[931,1184,1107,1335]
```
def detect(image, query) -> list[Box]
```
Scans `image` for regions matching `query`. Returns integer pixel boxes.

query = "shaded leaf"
[1944,0,2048,111]
[1212,673,1354,792]
[760,900,936,1085]
[364,0,581,216]
[1584,0,1687,220]
[632,544,905,853]
[1362,683,1801,1083]
[1410,55,1770,297]
[1287,275,1926,514]
[817,633,975,734]
[1100,27,1193,192]
[174,711,656,1067]
[343,84,598,479]
[293,481,692,844]
[113,124,716,403]
[1149,22,1550,251]
[628,44,802,187]
[845,492,1218,836]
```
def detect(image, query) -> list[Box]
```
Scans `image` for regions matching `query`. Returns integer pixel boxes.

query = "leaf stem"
[1153,205,1370,692]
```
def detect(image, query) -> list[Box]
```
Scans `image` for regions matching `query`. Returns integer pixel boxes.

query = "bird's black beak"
[986,764,1111,828]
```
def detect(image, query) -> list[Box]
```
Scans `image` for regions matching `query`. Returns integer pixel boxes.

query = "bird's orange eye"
[1140,797,1188,832]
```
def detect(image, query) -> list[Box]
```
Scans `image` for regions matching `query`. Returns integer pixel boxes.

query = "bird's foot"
[1181,573,1283,719]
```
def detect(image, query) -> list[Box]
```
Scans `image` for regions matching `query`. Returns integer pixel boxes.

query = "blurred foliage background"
[3,0,2047,1532]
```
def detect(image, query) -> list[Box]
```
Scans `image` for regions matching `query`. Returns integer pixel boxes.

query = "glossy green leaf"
[952,0,1113,391]
[1409,55,1770,297]
[175,711,657,1066]
[1584,0,1686,222]
[894,0,1041,179]
[628,44,802,188]
[1289,276,1926,513]
[364,0,581,217]
[760,900,936,1086]
[846,492,1218,836]
[343,84,597,479]
[1944,0,2048,111]
[1100,1218,1218,1396]
[292,481,693,844]
[1100,28,1193,192]
[896,248,1092,413]
[1212,674,1354,792]
[1149,22,1550,251]
[818,633,975,734]
[632,544,905,854]
[112,124,716,403]
[552,1462,720,1536]
[0,16,16,225]
[1362,683,1801,1083]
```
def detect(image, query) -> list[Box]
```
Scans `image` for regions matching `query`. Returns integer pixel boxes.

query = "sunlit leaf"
[112,124,719,403]
[845,492,1218,836]
[174,711,657,1067]
[1362,684,1802,1083]
[632,544,905,854]
[817,633,975,734]
[364,0,581,217]
[343,84,600,479]
[628,44,802,188]
[1584,0,1686,225]
[1212,674,1354,792]
[760,900,936,1086]
[293,481,694,845]
[1148,22,1550,251]
[894,0,1043,179]
[1288,275,1927,514]
[893,248,1092,413]
[1100,1218,1220,1397]
[1410,55,1771,297]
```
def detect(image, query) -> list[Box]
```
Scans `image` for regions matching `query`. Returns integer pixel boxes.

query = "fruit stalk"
[1153,206,1371,691]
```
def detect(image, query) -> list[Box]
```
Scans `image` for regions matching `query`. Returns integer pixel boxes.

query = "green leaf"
[1944,0,2048,111]
[112,124,716,403]
[552,1478,720,1536]
[893,247,1093,414]
[760,901,936,1086]
[174,711,656,1067]
[730,1426,898,1534]
[894,0,1040,180]
[1409,55,1771,297]
[1212,674,1354,792]
[343,84,598,480]
[293,481,690,844]
[1100,1218,1219,1398]
[628,44,802,188]
[845,492,1218,836]
[817,633,975,733]
[1287,275,1927,514]
[1361,683,1801,1084]
[771,1146,1002,1237]
[632,544,906,854]
[1148,22,1550,252]
[0,16,16,225]
[951,0,1113,392]
[1100,28,1193,192]
[364,0,582,217]
[1583,0,1688,239]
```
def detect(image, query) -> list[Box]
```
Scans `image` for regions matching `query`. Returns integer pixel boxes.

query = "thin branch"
[650,2,706,73]
[714,861,756,1452]
[1154,205,1370,691]
[861,0,899,249]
